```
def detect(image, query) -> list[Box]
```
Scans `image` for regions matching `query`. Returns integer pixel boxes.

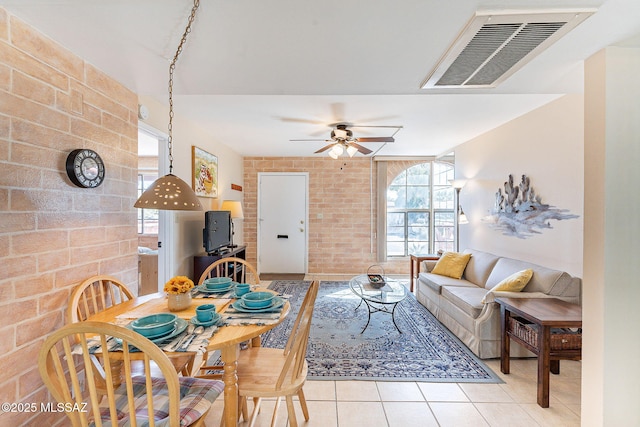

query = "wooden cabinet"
[193,245,247,283]
[138,253,158,295]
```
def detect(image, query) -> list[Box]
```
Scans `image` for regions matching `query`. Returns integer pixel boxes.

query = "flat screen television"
[203,210,231,254]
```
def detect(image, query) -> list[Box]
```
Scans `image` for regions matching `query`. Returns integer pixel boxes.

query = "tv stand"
[208,247,230,256]
[193,245,247,283]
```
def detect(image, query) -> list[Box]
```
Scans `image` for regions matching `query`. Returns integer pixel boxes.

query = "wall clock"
[65,149,105,188]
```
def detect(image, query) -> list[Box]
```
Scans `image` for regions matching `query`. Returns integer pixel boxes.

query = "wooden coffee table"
[496,297,582,408]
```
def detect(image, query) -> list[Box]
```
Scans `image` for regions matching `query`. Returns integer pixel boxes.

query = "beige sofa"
[416,249,581,359]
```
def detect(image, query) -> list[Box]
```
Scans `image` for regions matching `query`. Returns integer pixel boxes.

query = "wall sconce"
[459,206,469,225]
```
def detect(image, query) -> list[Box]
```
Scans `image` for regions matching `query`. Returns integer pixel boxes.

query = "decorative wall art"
[192,146,218,198]
[484,174,578,239]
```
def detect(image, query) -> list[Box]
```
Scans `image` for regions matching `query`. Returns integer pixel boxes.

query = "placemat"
[115,297,231,321]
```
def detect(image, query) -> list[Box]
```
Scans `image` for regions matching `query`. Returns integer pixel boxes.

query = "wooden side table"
[409,254,440,292]
[496,297,582,408]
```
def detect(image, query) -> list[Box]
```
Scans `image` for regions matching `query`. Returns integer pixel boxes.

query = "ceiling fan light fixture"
[346,145,358,157]
[293,123,400,157]
[331,144,344,156]
[333,129,348,140]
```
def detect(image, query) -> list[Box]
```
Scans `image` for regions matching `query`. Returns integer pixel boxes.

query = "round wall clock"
[65,149,106,188]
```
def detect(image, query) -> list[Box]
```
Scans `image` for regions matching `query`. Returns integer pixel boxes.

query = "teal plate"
[190,314,221,327]
[127,318,188,343]
[196,284,235,294]
[231,297,285,313]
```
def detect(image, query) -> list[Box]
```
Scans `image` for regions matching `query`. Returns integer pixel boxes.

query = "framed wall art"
[192,146,218,198]
[484,174,578,239]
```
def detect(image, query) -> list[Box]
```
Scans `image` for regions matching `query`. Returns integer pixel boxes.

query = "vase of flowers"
[164,276,195,312]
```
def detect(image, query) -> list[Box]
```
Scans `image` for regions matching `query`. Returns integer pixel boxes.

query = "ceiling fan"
[291,124,401,158]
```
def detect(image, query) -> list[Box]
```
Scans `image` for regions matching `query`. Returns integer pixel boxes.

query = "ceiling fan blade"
[314,143,336,154]
[279,117,326,125]
[348,142,373,155]
[350,125,404,129]
[356,136,395,143]
[290,139,329,142]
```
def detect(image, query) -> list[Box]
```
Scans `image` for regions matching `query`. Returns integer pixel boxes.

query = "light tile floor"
[204,275,581,426]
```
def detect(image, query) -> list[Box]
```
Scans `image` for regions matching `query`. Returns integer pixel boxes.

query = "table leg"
[500,306,510,374]
[409,256,416,292]
[537,326,551,408]
[360,299,373,334]
[550,359,560,375]
[391,303,403,334]
[221,344,240,427]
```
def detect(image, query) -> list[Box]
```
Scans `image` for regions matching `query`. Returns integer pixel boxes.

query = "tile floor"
[204,275,582,426]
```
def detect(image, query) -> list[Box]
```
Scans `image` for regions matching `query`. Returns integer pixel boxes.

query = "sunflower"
[164,276,195,295]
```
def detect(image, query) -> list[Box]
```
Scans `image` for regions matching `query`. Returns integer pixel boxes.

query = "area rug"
[261,280,501,383]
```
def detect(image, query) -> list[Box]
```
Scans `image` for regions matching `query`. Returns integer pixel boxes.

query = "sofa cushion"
[418,272,477,294]
[485,257,575,295]
[481,269,533,303]
[431,252,471,279]
[440,286,487,319]
[462,249,500,287]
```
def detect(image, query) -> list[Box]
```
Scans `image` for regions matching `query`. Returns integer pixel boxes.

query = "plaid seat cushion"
[92,376,224,427]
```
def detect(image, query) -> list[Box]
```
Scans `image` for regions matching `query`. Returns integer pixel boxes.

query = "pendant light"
[134,0,203,211]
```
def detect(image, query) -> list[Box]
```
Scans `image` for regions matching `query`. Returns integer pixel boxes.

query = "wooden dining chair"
[197,257,260,286]
[236,280,319,427]
[197,257,261,378]
[67,275,135,323]
[38,321,224,427]
[68,275,194,377]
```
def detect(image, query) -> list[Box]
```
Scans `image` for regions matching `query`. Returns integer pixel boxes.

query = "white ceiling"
[2,0,639,157]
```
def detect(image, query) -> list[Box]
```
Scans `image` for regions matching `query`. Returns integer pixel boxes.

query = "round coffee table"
[349,274,408,334]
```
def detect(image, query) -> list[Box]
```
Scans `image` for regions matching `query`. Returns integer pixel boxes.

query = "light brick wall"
[243,157,409,276]
[0,8,138,425]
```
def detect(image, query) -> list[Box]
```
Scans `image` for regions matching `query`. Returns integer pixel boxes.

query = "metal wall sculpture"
[484,174,578,239]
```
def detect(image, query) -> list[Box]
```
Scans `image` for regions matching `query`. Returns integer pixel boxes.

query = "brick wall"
[243,157,409,275]
[0,8,138,425]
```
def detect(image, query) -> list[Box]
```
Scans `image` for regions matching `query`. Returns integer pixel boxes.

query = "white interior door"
[258,173,308,274]
[138,124,171,290]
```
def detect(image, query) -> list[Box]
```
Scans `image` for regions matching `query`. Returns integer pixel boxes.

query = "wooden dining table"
[87,291,290,427]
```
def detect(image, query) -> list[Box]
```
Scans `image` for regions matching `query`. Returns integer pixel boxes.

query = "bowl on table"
[235,283,251,296]
[204,276,233,290]
[240,291,275,309]
[130,313,177,337]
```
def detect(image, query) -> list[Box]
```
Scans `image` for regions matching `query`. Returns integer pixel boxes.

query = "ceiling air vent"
[422,9,595,89]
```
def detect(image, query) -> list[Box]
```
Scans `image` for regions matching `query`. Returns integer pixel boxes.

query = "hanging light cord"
[167,0,200,174]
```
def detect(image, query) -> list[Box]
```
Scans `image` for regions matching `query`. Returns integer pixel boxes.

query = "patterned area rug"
[262,280,501,382]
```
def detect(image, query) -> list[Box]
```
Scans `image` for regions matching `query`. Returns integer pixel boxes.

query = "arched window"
[386,161,455,256]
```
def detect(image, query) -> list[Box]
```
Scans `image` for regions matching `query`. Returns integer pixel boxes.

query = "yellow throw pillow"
[482,269,534,303]
[431,252,472,279]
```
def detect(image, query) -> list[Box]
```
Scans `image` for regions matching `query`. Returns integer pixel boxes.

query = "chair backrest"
[38,321,182,427]
[276,280,319,390]
[68,275,134,323]
[198,257,260,286]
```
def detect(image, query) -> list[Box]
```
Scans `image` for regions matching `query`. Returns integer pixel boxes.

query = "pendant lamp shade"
[133,0,203,211]
[134,174,202,211]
